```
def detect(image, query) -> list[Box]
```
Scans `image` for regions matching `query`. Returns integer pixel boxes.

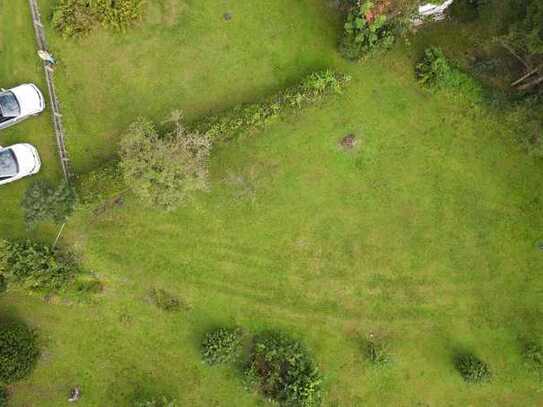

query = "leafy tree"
[120,115,211,211]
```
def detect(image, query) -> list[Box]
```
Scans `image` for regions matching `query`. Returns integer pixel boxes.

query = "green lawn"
[1,1,543,406]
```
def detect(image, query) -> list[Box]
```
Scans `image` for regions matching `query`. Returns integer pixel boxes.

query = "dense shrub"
[197,70,350,143]
[0,321,39,383]
[201,328,242,365]
[339,1,395,60]
[0,239,80,293]
[246,331,321,406]
[21,180,76,229]
[120,115,211,211]
[148,288,182,312]
[134,396,177,407]
[52,0,145,38]
[454,352,491,383]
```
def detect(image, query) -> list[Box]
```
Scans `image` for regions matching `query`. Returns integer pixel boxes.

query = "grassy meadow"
[0,0,542,406]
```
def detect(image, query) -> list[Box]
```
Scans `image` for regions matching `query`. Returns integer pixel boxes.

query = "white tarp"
[413,0,455,26]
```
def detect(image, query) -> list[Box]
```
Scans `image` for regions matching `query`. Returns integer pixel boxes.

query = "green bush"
[454,352,491,383]
[134,396,177,407]
[201,327,242,365]
[148,288,182,312]
[246,331,321,406]
[197,70,350,143]
[21,180,76,229]
[120,115,211,211]
[0,275,6,294]
[0,320,39,383]
[52,0,145,38]
[339,1,395,61]
[1,240,80,293]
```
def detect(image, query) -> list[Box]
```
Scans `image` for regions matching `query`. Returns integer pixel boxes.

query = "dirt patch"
[340,134,358,150]
[162,0,188,27]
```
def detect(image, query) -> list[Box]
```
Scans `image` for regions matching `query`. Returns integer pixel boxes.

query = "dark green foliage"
[364,339,390,367]
[505,0,543,56]
[201,328,242,365]
[521,341,543,369]
[0,387,6,406]
[246,331,321,407]
[0,275,6,294]
[0,240,80,293]
[197,70,350,143]
[52,0,145,38]
[21,180,76,229]
[0,320,39,384]
[454,352,491,383]
[148,288,182,312]
[416,47,453,87]
[339,1,395,61]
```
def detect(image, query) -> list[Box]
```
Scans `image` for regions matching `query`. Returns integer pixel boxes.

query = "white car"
[0,84,45,130]
[0,143,41,185]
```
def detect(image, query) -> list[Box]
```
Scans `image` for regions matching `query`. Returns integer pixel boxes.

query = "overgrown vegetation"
[246,331,321,407]
[120,114,211,211]
[197,70,350,143]
[454,352,492,383]
[0,320,39,384]
[363,337,391,367]
[134,396,178,407]
[339,1,395,60]
[148,288,183,312]
[21,180,76,229]
[0,239,81,294]
[52,0,145,38]
[521,340,543,372]
[201,327,242,365]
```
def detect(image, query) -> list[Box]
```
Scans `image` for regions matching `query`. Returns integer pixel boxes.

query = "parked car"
[0,84,45,130]
[0,143,41,185]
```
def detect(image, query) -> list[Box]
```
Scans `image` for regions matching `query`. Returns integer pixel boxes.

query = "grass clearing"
[1,1,542,406]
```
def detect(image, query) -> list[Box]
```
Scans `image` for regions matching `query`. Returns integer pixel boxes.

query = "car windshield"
[0,91,20,118]
[0,149,18,178]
